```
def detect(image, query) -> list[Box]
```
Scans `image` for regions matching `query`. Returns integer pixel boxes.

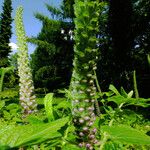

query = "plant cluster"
[0,0,150,150]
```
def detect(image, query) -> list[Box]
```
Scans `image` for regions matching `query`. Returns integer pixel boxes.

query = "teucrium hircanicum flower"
[70,0,100,149]
[15,6,37,115]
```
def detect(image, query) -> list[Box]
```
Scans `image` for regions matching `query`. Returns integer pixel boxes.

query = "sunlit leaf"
[101,125,150,145]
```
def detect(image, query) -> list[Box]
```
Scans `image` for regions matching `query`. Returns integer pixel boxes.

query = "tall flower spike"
[70,0,100,149]
[15,6,37,115]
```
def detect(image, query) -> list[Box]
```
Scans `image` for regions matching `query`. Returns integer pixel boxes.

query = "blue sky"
[0,0,62,54]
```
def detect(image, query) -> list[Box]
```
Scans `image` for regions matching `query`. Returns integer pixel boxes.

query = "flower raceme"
[71,0,100,149]
[15,6,37,115]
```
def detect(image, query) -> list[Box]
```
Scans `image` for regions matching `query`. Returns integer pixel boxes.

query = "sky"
[0,0,62,54]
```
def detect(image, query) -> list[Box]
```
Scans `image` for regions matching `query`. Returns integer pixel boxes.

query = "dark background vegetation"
[1,0,150,97]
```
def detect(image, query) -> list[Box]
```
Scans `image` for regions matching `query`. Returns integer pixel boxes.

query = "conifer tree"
[0,0,13,67]
[29,4,74,91]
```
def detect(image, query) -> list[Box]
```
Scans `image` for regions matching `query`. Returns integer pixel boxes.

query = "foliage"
[0,0,13,67]
[0,1,150,150]
[101,125,150,145]
[29,3,74,92]
[0,66,14,92]
[61,0,75,19]
[96,84,150,149]
[44,93,54,122]
[0,89,18,99]
[0,117,69,148]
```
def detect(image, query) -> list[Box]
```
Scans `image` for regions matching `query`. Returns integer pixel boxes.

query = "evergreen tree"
[29,3,74,91]
[0,0,13,67]
[61,0,75,20]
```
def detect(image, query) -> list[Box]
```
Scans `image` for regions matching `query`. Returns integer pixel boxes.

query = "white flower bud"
[84,116,90,121]
[87,74,92,77]
[86,143,91,148]
[87,88,91,92]
[89,134,95,139]
[79,119,84,123]
[74,99,79,103]
[92,128,97,133]
[88,107,94,111]
[85,99,89,102]
[79,132,84,136]
[88,121,94,126]
[82,79,87,83]
[83,126,88,131]
[78,107,84,112]
[89,80,94,84]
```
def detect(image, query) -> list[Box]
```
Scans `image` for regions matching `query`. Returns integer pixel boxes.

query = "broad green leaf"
[0,117,69,148]
[107,96,150,107]
[44,93,54,122]
[109,84,120,96]
[107,96,125,106]
[6,103,20,110]
[101,125,150,145]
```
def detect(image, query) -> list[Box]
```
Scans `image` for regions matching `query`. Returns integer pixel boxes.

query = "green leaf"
[55,101,71,110]
[25,115,44,124]
[0,117,69,148]
[127,90,133,98]
[2,66,14,74]
[6,103,20,110]
[109,84,120,96]
[120,87,128,98]
[107,96,125,106]
[0,101,5,110]
[103,141,125,150]
[62,144,85,150]
[101,125,150,145]
[44,93,54,122]
[107,96,150,107]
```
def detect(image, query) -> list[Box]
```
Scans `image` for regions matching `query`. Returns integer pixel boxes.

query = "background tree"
[131,0,150,97]
[0,0,13,67]
[96,0,150,97]
[61,0,75,20]
[108,0,134,88]
[29,0,150,97]
[29,3,74,92]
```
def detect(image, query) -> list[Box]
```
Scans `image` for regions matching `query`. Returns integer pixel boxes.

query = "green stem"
[62,120,71,146]
[133,70,139,99]
[0,69,5,92]
[99,132,108,150]
[94,70,102,93]
[94,70,101,116]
